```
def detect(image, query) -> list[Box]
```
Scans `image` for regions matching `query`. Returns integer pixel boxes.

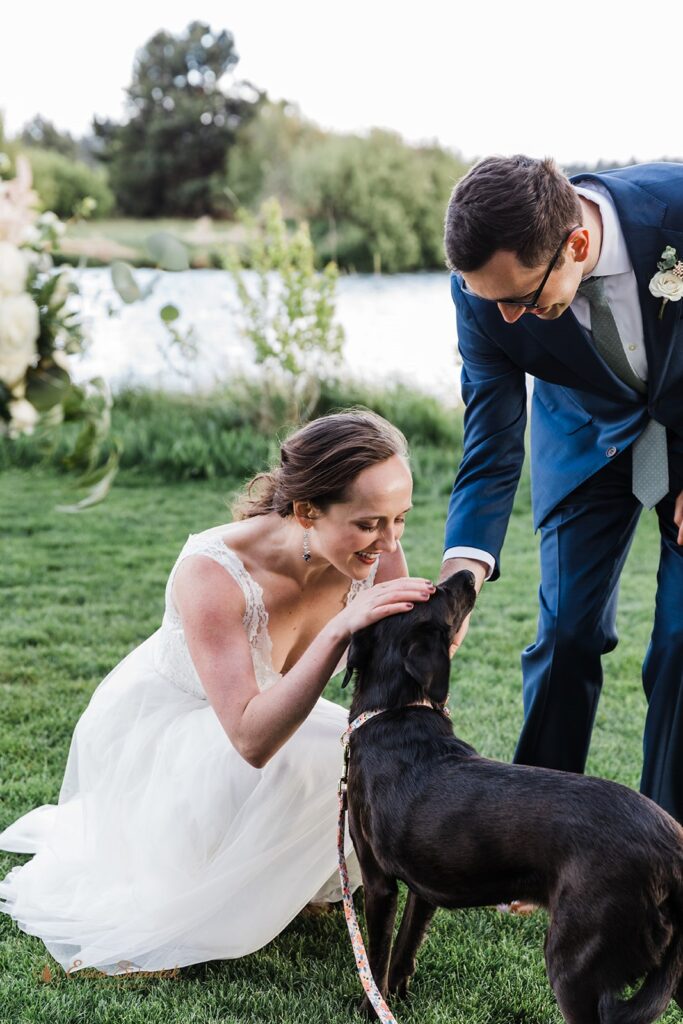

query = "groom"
[439,155,683,822]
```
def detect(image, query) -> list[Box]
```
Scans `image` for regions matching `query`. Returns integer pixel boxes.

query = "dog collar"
[341,701,450,748]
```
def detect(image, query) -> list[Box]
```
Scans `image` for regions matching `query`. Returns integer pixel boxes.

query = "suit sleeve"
[444,274,527,581]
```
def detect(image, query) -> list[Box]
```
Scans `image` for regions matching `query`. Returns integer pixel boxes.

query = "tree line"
[2,20,676,273]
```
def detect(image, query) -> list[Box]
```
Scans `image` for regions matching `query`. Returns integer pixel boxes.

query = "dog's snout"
[441,569,476,596]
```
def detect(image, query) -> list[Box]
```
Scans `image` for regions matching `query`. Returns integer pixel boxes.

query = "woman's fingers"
[370,579,435,621]
[377,577,435,600]
[344,577,435,632]
[374,602,416,620]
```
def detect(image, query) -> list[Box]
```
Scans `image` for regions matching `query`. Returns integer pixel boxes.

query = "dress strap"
[165,532,268,648]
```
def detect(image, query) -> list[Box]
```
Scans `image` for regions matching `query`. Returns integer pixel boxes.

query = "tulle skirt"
[0,633,360,974]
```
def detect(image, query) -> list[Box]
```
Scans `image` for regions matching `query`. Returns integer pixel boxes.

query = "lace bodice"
[152,525,379,699]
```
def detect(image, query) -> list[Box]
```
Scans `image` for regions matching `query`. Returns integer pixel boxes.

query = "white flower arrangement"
[0,155,120,507]
[0,156,92,437]
[649,245,683,320]
[0,156,192,507]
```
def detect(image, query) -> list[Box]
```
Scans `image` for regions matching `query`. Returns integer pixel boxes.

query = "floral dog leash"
[338,709,399,1023]
[337,703,450,1022]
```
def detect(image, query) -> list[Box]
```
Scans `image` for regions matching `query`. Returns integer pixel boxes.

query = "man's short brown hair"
[444,155,582,273]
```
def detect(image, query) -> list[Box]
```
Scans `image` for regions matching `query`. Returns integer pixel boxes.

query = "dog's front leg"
[354,846,399,1017]
[360,874,399,1013]
[387,889,437,999]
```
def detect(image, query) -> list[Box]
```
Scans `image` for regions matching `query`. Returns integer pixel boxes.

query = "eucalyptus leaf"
[25,363,71,412]
[76,440,122,488]
[61,383,86,419]
[160,303,180,323]
[145,231,190,271]
[56,455,120,513]
[111,261,142,303]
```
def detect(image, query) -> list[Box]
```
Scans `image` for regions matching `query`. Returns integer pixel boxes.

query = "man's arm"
[441,276,528,654]
[443,274,528,583]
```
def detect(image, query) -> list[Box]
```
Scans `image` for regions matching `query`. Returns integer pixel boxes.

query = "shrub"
[25,149,115,220]
[0,380,463,490]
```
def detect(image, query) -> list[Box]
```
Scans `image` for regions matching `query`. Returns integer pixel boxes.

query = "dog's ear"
[403,629,451,704]
[341,627,371,688]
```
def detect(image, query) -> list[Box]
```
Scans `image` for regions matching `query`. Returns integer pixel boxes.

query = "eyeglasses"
[461,224,582,311]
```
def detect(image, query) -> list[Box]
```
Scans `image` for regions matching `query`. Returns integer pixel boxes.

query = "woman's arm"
[173,554,433,768]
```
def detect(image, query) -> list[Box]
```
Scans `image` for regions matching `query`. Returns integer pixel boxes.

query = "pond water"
[73,268,463,403]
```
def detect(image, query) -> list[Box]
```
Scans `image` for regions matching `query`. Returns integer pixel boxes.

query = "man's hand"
[439,557,489,658]
[675,490,683,546]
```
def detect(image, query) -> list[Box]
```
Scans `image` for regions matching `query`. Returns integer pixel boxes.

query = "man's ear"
[341,628,370,688]
[570,226,591,266]
[403,631,451,704]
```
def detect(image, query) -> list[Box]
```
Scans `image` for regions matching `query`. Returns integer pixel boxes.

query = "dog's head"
[344,569,477,713]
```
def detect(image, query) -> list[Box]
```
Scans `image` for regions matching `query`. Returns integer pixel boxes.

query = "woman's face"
[310,454,413,579]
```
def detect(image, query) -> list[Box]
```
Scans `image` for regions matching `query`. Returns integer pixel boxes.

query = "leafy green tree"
[94,21,262,217]
[225,99,323,210]
[290,129,469,272]
[19,116,80,161]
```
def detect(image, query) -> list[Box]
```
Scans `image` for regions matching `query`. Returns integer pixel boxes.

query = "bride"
[0,409,435,975]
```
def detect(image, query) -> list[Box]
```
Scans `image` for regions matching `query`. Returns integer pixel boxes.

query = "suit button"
[606,446,618,457]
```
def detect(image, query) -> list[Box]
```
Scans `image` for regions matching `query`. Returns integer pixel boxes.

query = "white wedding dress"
[0,525,371,974]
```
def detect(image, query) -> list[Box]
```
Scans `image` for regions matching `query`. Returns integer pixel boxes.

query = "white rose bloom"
[8,397,39,436]
[0,293,40,386]
[649,270,683,301]
[22,225,41,245]
[0,241,29,296]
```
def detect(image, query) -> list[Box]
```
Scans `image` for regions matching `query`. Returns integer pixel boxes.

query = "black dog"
[342,570,683,1024]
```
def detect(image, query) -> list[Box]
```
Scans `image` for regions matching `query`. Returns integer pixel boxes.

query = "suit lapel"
[622,223,683,400]
[521,299,638,400]
[572,172,683,402]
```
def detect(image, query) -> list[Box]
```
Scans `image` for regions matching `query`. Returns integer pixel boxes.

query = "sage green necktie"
[577,276,669,509]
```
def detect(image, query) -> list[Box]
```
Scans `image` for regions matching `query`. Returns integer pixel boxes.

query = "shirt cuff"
[442,546,495,581]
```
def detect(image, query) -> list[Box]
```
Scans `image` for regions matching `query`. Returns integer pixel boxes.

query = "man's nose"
[497,303,526,323]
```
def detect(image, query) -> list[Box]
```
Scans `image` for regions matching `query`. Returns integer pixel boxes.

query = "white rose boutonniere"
[649,245,683,319]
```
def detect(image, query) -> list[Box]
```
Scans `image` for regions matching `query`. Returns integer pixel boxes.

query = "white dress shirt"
[443,180,646,578]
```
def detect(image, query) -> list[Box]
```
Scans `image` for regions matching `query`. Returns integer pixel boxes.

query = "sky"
[1,1,680,166]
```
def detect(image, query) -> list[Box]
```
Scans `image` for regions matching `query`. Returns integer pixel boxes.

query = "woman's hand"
[332,576,435,641]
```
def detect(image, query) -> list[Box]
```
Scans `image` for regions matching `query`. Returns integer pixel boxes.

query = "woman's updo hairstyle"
[232,409,409,521]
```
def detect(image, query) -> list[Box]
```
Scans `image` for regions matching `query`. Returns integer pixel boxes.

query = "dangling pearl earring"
[302,527,311,563]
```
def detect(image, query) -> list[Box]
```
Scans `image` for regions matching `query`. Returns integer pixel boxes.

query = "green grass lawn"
[0,467,678,1024]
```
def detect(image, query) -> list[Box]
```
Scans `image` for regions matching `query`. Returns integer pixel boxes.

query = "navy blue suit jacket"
[444,162,683,580]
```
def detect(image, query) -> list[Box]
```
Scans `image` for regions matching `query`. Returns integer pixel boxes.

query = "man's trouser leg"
[640,489,683,823]
[514,453,641,773]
